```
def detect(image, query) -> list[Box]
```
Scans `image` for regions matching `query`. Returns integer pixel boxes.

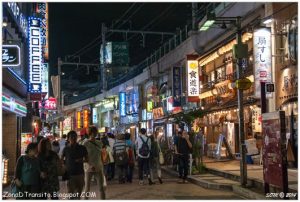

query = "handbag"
[157,142,164,165]
[10,179,20,194]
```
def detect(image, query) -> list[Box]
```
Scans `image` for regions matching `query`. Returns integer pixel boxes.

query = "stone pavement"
[203,157,298,192]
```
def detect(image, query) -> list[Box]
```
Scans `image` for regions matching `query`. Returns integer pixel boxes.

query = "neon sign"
[119,92,126,117]
[28,17,42,93]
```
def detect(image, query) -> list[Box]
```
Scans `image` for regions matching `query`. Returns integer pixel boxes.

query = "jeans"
[84,172,105,199]
[117,164,127,183]
[107,162,115,180]
[138,157,150,180]
[127,164,134,182]
[67,174,85,200]
[178,154,189,180]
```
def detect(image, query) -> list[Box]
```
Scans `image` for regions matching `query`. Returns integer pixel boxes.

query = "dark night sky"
[49,2,193,75]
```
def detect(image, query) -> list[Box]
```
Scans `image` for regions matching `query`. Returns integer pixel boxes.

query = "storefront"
[194,31,263,159]
[272,3,298,167]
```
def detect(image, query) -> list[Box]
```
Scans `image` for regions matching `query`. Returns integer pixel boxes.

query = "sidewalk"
[202,157,298,192]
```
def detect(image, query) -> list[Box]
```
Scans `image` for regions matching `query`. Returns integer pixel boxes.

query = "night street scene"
[1,1,298,200]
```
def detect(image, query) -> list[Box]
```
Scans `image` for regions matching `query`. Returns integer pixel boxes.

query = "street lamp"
[198,13,248,187]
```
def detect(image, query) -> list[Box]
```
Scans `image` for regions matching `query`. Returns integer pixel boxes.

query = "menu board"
[262,111,288,193]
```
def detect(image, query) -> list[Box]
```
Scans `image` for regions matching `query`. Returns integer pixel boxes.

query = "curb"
[205,167,298,193]
[232,185,269,200]
[162,167,233,191]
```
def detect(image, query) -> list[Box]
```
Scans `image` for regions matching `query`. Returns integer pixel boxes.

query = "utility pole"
[102,23,107,91]
[235,17,247,187]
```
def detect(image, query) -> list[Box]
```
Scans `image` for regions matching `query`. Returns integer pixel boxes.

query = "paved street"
[57,172,244,200]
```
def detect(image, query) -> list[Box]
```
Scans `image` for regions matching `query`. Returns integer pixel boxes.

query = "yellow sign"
[83,109,89,128]
[77,111,81,129]
[236,78,252,90]
[147,101,153,112]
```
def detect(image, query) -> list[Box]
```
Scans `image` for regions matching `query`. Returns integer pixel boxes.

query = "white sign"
[187,60,200,97]
[252,106,262,133]
[93,108,98,124]
[41,63,49,98]
[253,28,272,98]
[6,2,27,37]
[100,42,112,64]
[28,17,42,93]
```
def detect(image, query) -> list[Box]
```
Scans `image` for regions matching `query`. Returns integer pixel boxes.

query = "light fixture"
[198,12,216,31]
[73,92,78,96]
[2,17,8,27]
[61,72,65,75]
[263,18,273,24]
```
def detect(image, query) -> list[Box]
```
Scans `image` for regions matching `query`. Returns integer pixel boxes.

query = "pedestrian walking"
[149,131,163,184]
[113,133,128,184]
[58,134,67,157]
[125,133,135,183]
[135,128,153,185]
[62,131,88,199]
[83,126,106,199]
[14,143,44,199]
[107,133,116,180]
[101,143,110,180]
[38,138,60,199]
[51,140,60,154]
[193,129,204,170]
[175,130,192,183]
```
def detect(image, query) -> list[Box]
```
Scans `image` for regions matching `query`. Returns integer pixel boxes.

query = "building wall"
[2,113,18,175]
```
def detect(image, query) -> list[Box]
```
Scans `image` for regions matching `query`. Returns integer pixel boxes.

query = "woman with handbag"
[14,143,44,199]
[149,131,163,184]
[37,138,60,199]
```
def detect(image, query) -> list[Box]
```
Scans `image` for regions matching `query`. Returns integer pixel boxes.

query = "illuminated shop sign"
[77,111,81,129]
[147,101,153,112]
[28,17,42,93]
[92,108,98,124]
[153,107,164,120]
[172,66,182,107]
[253,28,272,98]
[41,63,49,97]
[4,2,27,37]
[119,92,126,117]
[2,93,27,117]
[83,109,89,128]
[187,55,200,102]
[38,97,57,110]
[36,3,49,60]
[2,45,21,67]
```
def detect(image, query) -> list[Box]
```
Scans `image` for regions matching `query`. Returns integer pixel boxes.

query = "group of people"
[12,126,169,200]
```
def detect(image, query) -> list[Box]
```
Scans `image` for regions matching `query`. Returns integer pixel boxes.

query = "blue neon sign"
[28,17,42,93]
[119,92,126,117]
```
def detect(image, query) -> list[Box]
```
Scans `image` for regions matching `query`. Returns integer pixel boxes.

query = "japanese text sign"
[187,55,200,102]
[2,45,21,67]
[172,66,182,107]
[253,28,272,98]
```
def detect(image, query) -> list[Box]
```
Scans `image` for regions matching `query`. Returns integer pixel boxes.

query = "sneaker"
[158,177,163,184]
[148,178,155,185]
[139,180,144,185]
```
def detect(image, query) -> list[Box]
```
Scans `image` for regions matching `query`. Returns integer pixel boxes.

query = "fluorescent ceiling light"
[199,20,215,31]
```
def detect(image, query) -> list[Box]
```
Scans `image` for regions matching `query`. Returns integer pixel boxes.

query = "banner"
[41,63,49,98]
[253,28,272,98]
[187,55,200,102]
[172,66,182,107]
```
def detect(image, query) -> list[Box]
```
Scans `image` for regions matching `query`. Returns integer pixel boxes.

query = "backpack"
[101,148,110,165]
[128,147,134,165]
[114,144,128,166]
[139,136,150,157]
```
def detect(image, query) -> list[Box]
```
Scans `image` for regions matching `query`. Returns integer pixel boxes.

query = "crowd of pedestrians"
[13,126,193,200]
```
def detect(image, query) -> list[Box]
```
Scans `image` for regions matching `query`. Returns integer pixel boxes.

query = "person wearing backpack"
[113,133,128,184]
[135,128,153,185]
[14,143,45,199]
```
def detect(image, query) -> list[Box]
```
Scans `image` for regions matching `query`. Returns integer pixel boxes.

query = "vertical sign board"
[77,111,81,129]
[36,3,49,60]
[262,111,288,194]
[92,108,98,124]
[187,55,200,102]
[119,92,126,117]
[253,28,272,98]
[172,66,182,107]
[83,109,89,128]
[41,63,49,98]
[28,17,42,94]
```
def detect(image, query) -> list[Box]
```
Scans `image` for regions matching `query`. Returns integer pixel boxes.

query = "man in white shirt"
[58,134,67,157]
[135,128,153,185]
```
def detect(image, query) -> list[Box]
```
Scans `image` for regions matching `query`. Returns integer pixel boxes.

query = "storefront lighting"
[2,158,9,184]
[200,84,203,89]
[201,106,205,110]
[263,18,273,24]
